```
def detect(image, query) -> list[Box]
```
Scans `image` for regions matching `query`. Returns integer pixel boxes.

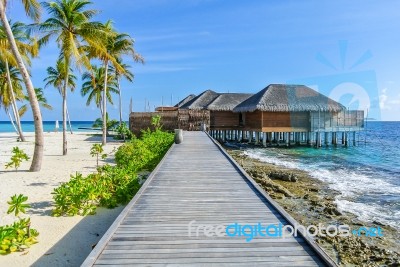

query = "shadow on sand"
[31,206,124,267]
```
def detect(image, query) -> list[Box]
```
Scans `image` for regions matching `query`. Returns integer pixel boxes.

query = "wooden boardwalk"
[82,132,335,266]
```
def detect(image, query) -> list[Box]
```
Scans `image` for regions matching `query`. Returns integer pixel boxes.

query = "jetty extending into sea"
[82,131,336,266]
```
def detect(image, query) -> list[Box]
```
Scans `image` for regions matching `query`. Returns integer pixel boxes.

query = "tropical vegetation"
[52,124,174,216]
[0,194,39,254]
[0,0,44,172]
[0,0,143,170]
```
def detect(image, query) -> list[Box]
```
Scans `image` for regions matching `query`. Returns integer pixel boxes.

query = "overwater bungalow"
[179,90,252,130]
[130,84,364,146]
[229,84,364,146]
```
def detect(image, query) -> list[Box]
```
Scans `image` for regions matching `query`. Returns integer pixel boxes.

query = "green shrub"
[90,143,107,167]
[115,129,174,172]
[52,129,173,216]
[0,195,38,255]
[5,147,30,171]
[114,122,133,140]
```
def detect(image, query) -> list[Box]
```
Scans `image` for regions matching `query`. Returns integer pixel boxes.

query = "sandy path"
[0,132,125,266]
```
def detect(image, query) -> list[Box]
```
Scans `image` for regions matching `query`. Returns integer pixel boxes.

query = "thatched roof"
[174,94,196,107]
[233,84,346,112]
[180,90,219,110]
[207,93,253,111]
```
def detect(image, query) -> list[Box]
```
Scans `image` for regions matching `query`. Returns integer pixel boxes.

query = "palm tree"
[0,0,44,172]
[0,62,25,135]
[44,60,76,133]
[81,64,118,119]
[40,0,108,155]
[19,88,53,118]
[113,59,134,126]
[86,20,143,145]
[0,21,39,142]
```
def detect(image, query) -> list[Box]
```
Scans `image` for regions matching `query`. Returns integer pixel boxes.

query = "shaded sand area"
[0,132,125,266]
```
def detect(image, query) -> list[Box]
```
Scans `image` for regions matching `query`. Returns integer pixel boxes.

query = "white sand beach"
[0,132,125,267]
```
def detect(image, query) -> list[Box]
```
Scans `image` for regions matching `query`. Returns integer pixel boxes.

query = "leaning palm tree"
[0,0,44,171]
[85,20,143,145]
[81,64,119,119]
[39,0,108,155]
[0,21,39,141]
[0,62,26,135]
[19,88,53,118]
[44,59,76,133]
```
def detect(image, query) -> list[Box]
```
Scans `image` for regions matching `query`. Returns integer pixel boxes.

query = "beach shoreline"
[0,132,125,266]
[226,147,400,266]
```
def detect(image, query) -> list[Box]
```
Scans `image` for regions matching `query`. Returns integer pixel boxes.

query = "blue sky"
[3,0,400,121]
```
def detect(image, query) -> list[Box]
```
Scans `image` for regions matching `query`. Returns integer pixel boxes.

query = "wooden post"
[332,132,337,145]
[353,131,356,146]
[307,132,311,146]
[342,132,345,145]
[263,132,267,147]
[254,132,259,144]
[344,132,348,147]
[285,133,289,146]
[222,130,226,142]
[325,132,329,146]
[268,132,272,145]
[248,131,252,143]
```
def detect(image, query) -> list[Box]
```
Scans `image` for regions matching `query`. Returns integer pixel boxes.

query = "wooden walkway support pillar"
[255,132,260,144]
[325,132,329,146]
[332,132,337,145]
[263,132,267,147]
[344,132,348,147]
[285,132,289,146]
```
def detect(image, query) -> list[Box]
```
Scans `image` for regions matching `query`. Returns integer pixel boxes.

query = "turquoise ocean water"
[237,121,400,229]
[1,121,399,229]
[0,121,99,133]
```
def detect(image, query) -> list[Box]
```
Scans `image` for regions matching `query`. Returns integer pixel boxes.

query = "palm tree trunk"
[102,59,108,146]
[0,3,43,171]
[62,66,69,155]
[7,109,19,134]
[5,59,26,141]
[118,77,122,125]
[66,106,73,134]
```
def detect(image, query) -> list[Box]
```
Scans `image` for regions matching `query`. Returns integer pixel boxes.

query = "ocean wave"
[335,199,400,229]
[243,149,400,229]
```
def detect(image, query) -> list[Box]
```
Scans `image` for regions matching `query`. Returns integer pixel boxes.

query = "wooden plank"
[83,131,335,267]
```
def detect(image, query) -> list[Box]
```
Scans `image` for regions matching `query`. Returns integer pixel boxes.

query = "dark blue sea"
[240,121,400,229]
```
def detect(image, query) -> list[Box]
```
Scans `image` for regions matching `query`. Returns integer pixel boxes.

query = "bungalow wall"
[310,110,364,132]
[261,112,310,132]
[242,111,263,131]
[210,111,241,130]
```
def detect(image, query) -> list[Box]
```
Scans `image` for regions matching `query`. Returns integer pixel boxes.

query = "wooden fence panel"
[129,110,210,135]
